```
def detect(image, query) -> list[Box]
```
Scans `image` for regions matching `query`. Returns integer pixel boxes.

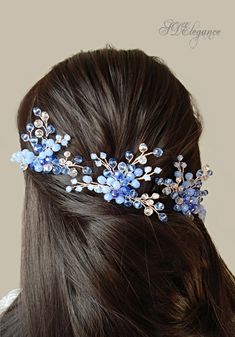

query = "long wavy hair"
[1,46,234,337]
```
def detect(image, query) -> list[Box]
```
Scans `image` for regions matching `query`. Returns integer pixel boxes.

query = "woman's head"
[1,46,235,337]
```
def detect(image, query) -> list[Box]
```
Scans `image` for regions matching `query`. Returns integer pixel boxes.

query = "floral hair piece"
[10,107,213,222]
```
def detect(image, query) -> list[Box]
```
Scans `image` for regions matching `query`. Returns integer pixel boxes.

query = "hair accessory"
[10,107,213,222]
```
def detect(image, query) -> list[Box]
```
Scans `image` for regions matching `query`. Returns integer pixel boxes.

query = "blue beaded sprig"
[155,155,213,221]
[10,106,213,223]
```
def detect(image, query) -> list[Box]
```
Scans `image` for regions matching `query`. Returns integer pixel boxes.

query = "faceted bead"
[66,186,72,193]
[128,164,136,172]
[30,137,38,144]
[143,174,151,181]
[56,135,62,142]
[68,168,78,177]
[82,166,92,175]
[94,185,102,193]
[64,151,71,158]
[90,153,97,160]
[154,166,162,174]
[144,207,153,216]
[129,189,138,197]
[153,147,163,157]
[21,133,29,142]
[41,111,49,121]
[144,166,152,173]
[155,177,164,185]
[43,163,53,172]
[196,169,203,177]
[162,187,171,195]
[115,196,124,204]
[83,175,92,183]
[125,150,134,161]
[71,178,78,185]
[154,202,164,211]
[118,162,127,171]
[134,168,143,177]
[146,199,154,206]
[44,148,53,157]
[151,193,160,199]
[106,177,115,186]
[26,123,34,132]
[38,151,46,159]
[52,143,61,152]
[108,157,117,168]
[32,107,42,116]
[97,175,106,184]
[185,172,193,180]
[100,152,107,159]
[61,139,68,146]
[103,169,112,177]
[45,139,54,147]
[111,190,119,197]
[126,172,135,182]
[181,162,187,168]
[104,193,113,201]
[95,160,102,167]
[34,119,43,128]
[141,193,149,199]
[35,129,44,138]
[158,213,168,222]
[112,180,121,190]
[164,178,173,185]
[102,185,111,194]
[47,125,56,134]
[133,201,142,209]
[74,155,83,164]
[181,204,189,213]
[114,170,124,180]
[75,185,83,192]
[52,166,62,175]
[138,155,147,164]
[139,143,148,152]
[59,158,66,165]
[123,199,132,207]
[174,170,182,177]
[131,179,140,189]
[177,155,183,161]
[64,134,71,141]
[34,164,43,172]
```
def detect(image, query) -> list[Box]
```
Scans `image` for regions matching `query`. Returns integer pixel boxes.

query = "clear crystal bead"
[138,155,147,164]
[41,111,49,121]
[152,193,160,199]
[68,168,78,177]
[34,119,43,128]
[139,143,148,152]
[35,129,44,138]
[177,155,183,161]
[144,207,153,216]
[66,161,72,166]
[141,193,149,199]
[162,187,171,195]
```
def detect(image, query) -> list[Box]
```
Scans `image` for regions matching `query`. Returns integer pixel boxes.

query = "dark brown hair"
[1,46,234,337]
